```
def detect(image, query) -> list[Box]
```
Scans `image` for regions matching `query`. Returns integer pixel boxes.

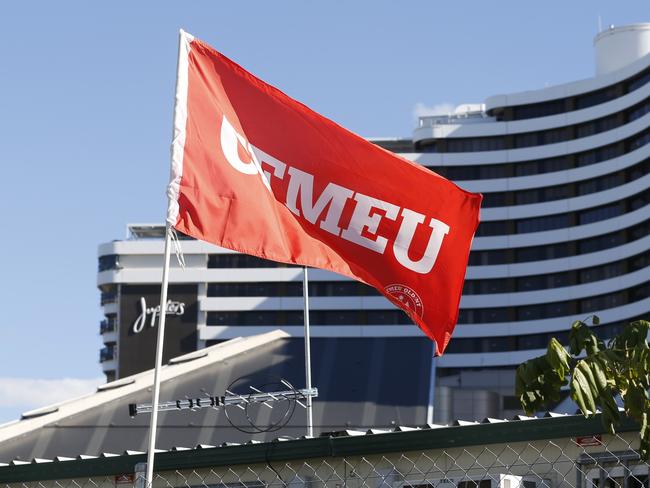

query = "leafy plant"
[516,317,650,458]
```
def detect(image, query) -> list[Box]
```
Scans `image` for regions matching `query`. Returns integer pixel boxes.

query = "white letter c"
[220,115,259,175]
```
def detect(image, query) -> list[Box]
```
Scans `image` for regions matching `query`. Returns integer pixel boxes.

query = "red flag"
[168,31,482,355]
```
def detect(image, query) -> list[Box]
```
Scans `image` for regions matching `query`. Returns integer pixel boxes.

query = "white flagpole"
[426,354,437,425]
[144,226,172,487]
[144,28,191,488]
[302,266,314,437]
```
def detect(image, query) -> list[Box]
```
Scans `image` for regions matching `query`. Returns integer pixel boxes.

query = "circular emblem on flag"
[384,284,424,318]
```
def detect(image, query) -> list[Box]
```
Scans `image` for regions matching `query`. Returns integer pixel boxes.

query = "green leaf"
[623,384,648,419]
[588,357,608,393]
[599,391,620,430]
[572,367,596,416]
[516,355,556,415]
[547,338,571,377]
[612,321,650,351]
[569,321,604,356]
[569,321,585,356]
[576,361,598,395]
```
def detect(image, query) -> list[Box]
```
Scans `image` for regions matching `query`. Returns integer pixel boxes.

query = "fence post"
[135,462,147,488]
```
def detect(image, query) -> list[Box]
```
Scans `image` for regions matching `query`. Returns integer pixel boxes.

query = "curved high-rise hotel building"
[98,24,650,422]
[400,23,650,407]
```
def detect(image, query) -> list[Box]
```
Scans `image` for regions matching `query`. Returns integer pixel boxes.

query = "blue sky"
[0,1,648,423]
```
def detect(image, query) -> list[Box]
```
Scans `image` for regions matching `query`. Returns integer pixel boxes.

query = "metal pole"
[144,225,173,488]
[145,29,193,488]
[143,29,188,487]
[426,353,437,425]
[302,266,314,437]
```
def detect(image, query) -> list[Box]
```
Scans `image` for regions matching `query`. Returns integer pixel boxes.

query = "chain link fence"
[3,431,649,488]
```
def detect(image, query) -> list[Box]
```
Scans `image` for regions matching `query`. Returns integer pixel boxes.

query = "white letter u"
[393,209,450,274]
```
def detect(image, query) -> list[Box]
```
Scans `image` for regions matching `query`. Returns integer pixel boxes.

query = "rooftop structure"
[0,332,436,463]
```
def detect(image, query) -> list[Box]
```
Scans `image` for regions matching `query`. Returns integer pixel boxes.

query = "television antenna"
[129,377,318,434]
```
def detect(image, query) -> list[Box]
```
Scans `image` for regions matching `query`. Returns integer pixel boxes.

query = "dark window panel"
[98,254,120,272]
[458,280,649,324]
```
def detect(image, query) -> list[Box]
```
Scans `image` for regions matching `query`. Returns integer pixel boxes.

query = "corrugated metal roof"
[0,332,435,463]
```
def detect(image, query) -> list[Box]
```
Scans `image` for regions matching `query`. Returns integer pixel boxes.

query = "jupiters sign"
[132,297,185,334]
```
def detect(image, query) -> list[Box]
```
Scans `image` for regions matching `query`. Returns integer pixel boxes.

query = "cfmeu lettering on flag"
[220,116,450,275]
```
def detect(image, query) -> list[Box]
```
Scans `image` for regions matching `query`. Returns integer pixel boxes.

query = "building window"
[630,131,650,151]
[458,281,650,324]
[468,218,648,266]
[476,221,510,236]
[100,316,117,334]
[100,287,117,305]
[424,135,648,183]
[480,193,509,207]
[514,127,569,148]
[207,281,379,297]
[578,203,623,225]
[515,242,570,262]
[462,279,505,294]
[98,255,120,272]
[476,159,649,208]
[509,99,566,120]
[515,157,571,176]
[445,136,506,152]
[207,310,418,327]
[312,310,361,325]
[628,99,650,121]
[576,114,621,138]
[578,232,626,254]
[628,67,650,91]
[468,249,510,266]
[575,85,620,109]
[474,190,647,237]
[208,254,300,268]
[445,318,645,354]
[515,214,571,234]
[100,344,116,362]
[465,249,650,294]
[208,282,301,297]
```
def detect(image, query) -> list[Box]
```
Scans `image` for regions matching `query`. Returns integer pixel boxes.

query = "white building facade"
[98,24,650,419]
